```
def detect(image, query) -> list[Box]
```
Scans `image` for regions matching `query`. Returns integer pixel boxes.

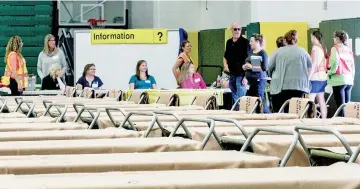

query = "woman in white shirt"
[308,30,328,119]
[37,34,68,81]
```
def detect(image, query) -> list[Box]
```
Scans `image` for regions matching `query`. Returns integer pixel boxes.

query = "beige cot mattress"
[0,151,280,175]
[0,162,358,189]
[0,137,201,156]
[0,128,141,141]
[225,134,360,167]
[0,122,88,132]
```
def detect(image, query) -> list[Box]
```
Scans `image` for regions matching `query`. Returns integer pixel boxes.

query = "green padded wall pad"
[0,47,43,57]
[0,26,51,36]
[0,16,52,26]
[0,36,45,47]
[0,1,53,6]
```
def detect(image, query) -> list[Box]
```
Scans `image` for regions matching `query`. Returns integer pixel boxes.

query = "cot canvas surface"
[74,29,179,90]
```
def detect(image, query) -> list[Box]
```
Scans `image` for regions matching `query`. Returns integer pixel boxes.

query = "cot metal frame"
[43,103,68,122]
[143,111,192,138]
[14,100,36,118]
[348,145,360,163]
[294,126,354,166]
[239,127,300,167]
[230,97,259,113]
[170,117,215,150]
[278,99,311,119]
[0,98,8,113]
[73,106,101,129]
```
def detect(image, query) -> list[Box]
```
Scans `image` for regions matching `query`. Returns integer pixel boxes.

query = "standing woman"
[242,34,270,113]
[308,31,328,119]
[268,30,312,113]
[327,30,355,117]
[172,41,193,83]
[129,60,157,90]
[2,36,28,96]
[37,34,68,80]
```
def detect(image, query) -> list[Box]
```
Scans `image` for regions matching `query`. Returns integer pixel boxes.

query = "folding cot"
[217,126,360,167]
[0,162,358,189]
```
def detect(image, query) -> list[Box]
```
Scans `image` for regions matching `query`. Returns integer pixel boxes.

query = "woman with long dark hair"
[308,30,328,118]
[327,30,355,116]
[129,60,157,90]
[172,40,193,84]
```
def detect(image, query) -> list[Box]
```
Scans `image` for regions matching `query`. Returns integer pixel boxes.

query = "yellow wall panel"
[260,22,308,55]
[187,31,199,69]
[224,28,232,48]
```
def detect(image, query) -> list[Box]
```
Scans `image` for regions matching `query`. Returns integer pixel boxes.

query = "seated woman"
[76,63,103,89]
[41,63,66,91]
[179,63,206,89]
[129,60,157,90]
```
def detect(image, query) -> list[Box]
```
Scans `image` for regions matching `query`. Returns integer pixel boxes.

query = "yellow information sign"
[91,29,168,44]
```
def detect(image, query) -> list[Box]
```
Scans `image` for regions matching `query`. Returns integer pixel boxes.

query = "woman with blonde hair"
[179,62,206,89]
[37,34,68,80]
[1,36,28,95]
[41,63,66,91]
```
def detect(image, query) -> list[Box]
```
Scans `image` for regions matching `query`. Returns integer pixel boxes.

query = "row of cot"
[0,91,359,188]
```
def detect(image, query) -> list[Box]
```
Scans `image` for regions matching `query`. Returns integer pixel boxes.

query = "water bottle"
[216,75,221,88]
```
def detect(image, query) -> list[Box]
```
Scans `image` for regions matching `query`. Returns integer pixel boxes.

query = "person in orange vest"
[172,40,193,85]
[1,36,28,96]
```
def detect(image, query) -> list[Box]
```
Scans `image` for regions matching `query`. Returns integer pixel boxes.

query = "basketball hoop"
[88,18,106,29]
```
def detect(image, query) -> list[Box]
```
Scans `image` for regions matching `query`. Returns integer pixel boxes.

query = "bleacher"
[0,1,53,82]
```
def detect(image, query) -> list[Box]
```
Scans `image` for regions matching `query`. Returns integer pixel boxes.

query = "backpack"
[325,45,354,75]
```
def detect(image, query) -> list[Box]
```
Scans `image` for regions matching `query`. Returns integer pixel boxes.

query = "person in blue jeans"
[129,60,157,90]
[223,23,250,109]
[243,33,271,113]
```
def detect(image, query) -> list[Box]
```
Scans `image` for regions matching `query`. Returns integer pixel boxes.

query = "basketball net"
[88,18,106,29]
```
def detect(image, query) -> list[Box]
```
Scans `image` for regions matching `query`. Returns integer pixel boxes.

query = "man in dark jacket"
[223,23,250,108]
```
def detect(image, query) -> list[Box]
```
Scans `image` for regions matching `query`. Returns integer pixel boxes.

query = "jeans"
[247,79,271,113]
[229,75,246,110]
[333,85,353,117]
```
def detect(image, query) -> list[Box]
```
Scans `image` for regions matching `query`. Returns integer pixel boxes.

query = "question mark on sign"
[157,32,163,41]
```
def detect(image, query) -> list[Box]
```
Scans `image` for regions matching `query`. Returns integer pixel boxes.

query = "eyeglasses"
[233,28,241,31]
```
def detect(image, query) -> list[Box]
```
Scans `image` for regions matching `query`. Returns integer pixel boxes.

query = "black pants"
[271,90,305,113]
[8,78,23,96]
[332,85,353,117]
[246,79,270,113]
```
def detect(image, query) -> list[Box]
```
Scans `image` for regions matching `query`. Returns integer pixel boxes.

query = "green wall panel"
[198,29,225,85]
[247,22,260,40]
[307,28,319,52]
[320,17,360,102]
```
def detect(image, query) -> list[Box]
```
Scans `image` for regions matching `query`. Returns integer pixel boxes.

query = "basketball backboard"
[58,0,126,27]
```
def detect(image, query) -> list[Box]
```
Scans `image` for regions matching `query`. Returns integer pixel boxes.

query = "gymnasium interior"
[0,0,359,188]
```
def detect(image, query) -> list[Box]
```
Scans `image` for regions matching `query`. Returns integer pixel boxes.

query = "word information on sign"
[91,29,168,44]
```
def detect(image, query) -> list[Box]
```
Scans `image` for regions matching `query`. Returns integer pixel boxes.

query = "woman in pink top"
[179,63,206,89]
